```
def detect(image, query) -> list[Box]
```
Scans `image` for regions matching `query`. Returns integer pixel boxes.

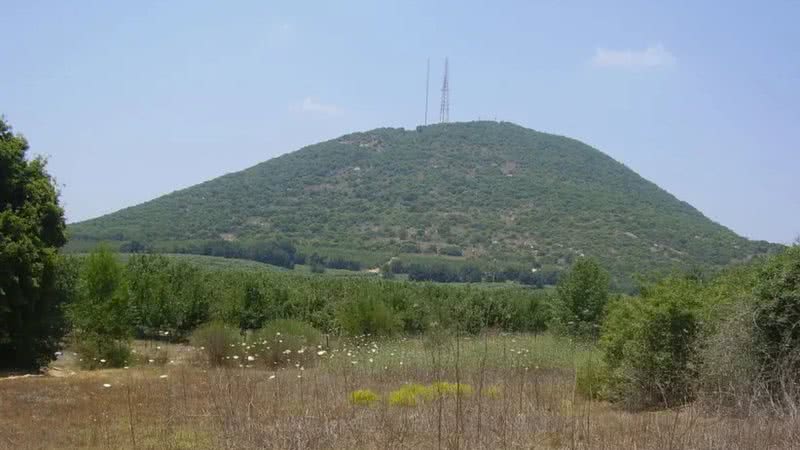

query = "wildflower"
[102,384,112,388]
[276,332,281,336]
[99,359,107,363]
[351,360,358,365]
[317,350,327,356]
[200,346,205,350]
[283,349,292,354]
[159,374,168,379]
[247,356,255,362]
[233,355,239,360]
[269,374,276,380]
[54,351,62,357]
[297,348,305,354]
[369,358,374,363]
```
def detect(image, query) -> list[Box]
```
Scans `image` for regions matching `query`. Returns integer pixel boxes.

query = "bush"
[389,388,419,407]
[553,258,610,339]
[249,319,321,367]
[696,300,762,412]
[74,334,131,370]
[504,292,551,333]
[191,322,240,367]
[349,389,380,406]
[336,294,401,336]
[388,384,434,406]
[752,246,800,397]
[67,246,133,345]
[599,276,702,409]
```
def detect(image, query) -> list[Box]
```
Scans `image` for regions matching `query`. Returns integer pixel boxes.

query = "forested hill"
[68,121,780,287]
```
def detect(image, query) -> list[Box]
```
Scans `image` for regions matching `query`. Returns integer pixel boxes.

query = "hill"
[68,121,780,289]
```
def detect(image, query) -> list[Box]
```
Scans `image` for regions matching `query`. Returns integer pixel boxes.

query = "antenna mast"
[424,58,430,125]
[439,57,449,123]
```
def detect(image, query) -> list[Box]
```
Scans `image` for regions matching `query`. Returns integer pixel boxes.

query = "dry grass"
[1,334,798,449]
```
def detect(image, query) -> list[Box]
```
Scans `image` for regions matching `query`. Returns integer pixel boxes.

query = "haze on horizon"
[2,0,798,243]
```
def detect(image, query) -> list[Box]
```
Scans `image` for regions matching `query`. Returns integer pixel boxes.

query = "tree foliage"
[0,118,68,369]
[67,246,132,341]
[554,258,611,338]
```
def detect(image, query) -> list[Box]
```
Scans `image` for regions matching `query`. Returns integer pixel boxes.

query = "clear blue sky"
[3,0,798,243]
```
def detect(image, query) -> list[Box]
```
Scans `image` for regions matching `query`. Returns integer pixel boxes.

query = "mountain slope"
[69,121,780,286]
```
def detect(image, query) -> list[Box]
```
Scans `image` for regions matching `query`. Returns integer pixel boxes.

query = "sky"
[2,0,798,243]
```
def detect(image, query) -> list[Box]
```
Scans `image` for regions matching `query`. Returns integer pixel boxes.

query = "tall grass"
[3,333,798,449]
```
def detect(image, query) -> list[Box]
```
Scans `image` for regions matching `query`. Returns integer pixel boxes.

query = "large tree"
[0,118,67,369]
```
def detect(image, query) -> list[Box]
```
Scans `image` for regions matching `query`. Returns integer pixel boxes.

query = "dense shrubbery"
[599,276,702,408]
[336,294,402,336]
[250,319,322,367]
[589,245,800,412]
[127,254,210,338]
[191,321,240,366]
[751,247,800,396]
[61,248,554,364]
[67,247,133,368]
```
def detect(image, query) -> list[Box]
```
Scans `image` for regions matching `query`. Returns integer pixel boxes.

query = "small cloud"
[292,97,343,116]
[591,44,676,69]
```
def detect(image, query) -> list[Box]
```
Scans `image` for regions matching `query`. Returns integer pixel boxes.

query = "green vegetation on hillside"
[67,121,781,290]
